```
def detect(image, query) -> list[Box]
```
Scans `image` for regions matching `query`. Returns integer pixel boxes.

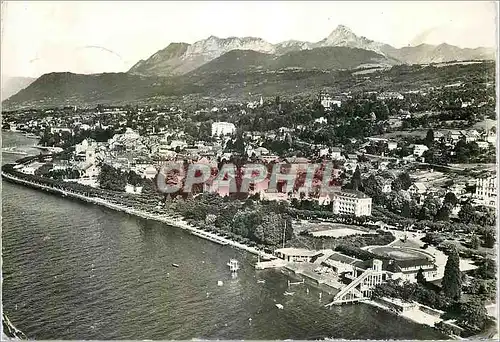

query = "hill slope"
[191,47,397,75]
[3,61,495,109]
[2,72,201,108]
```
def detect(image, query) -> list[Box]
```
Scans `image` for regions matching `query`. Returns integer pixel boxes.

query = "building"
[377,92,404,100]
[314,117,328,124]
[408,182,427,195]
[382,180,392,193]
[387,141,398,151]
[50,127,72,134]
[413,144,429,157]
[125,184,143,194]
[143,165,158,179]
[330,256,437,304]
[20,162,45,175]
[319,93,341,109]
[274,248,320,262]
[321,252,361,274]
[475,175,497,207]
[211,122,236,137]
[330,190,372,217]
[331,147,343,160]
[381,258,438,282]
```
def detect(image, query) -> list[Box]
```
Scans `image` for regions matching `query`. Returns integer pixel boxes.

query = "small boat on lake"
[257,279,266,284]
[172,263,179,268]
[275,304,284,310]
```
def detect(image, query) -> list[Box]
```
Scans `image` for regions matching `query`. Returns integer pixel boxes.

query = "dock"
[255,259,287,269]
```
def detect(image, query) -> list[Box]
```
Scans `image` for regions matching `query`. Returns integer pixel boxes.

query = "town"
[2,62,497,339]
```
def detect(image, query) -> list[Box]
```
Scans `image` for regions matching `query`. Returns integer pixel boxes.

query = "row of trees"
[166,193,293,247]
[98,164,144,191]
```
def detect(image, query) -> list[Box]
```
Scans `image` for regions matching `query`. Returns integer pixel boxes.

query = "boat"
[227,259,240,272]
[275,304,284,310]
[284,291,294,296]
[217,280,224,286]
[257,279,266,284]
[172,263,179,267]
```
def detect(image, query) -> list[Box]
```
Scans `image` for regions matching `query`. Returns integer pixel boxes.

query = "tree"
[456,299,488,331]
[458,203,475,224]
[392,171,412,191]
[470,234,481,250]
[401,201,411,218]
[363,174,383,201]
[442,246,462,301]
[443,192,458,207]
[416,268,426,284]
[483,230,495,248]
[424,129,435,147]
[434,205,451,221]
[254,212,292,246]
[347,166,363,191]
[474,258,496,280]
[418,196,440,221]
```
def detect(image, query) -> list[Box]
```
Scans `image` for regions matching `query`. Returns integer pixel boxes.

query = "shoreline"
[363,300,460,340]
[1,169,457,339]
[1,170,275,261]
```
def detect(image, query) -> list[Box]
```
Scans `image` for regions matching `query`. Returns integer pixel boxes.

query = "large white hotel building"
[331,190,372,217]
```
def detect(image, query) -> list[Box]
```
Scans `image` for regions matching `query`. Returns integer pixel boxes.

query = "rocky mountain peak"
[325,24,362,45]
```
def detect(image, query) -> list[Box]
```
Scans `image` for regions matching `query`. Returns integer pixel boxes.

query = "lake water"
[1,131,447,340]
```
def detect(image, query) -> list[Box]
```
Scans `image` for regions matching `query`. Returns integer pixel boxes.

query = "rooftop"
[274,248,319,257]
[333,189,371,199]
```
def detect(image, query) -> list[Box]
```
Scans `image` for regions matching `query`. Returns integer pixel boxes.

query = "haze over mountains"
[129,25,495,76]
[3,25,495,108]
[1,76,36,100]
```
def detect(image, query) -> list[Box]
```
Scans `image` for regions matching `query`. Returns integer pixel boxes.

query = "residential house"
[387,141,398,151]
[413,144,429,157]
[331,147,343,160]
[381,180,392,193]
[408,182,427,196]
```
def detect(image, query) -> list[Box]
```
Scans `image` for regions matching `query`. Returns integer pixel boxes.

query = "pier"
[255,259,286,269]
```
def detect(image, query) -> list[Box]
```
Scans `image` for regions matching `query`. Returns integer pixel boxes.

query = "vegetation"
[442,246,462,301]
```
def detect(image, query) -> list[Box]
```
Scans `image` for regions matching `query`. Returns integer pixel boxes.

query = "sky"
[1,1,498,78]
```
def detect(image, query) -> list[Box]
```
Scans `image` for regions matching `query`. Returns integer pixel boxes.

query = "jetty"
[255,258,286,270]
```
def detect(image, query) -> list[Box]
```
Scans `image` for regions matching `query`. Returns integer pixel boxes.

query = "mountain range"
[128,25,495,77]
[3,25,495,108]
